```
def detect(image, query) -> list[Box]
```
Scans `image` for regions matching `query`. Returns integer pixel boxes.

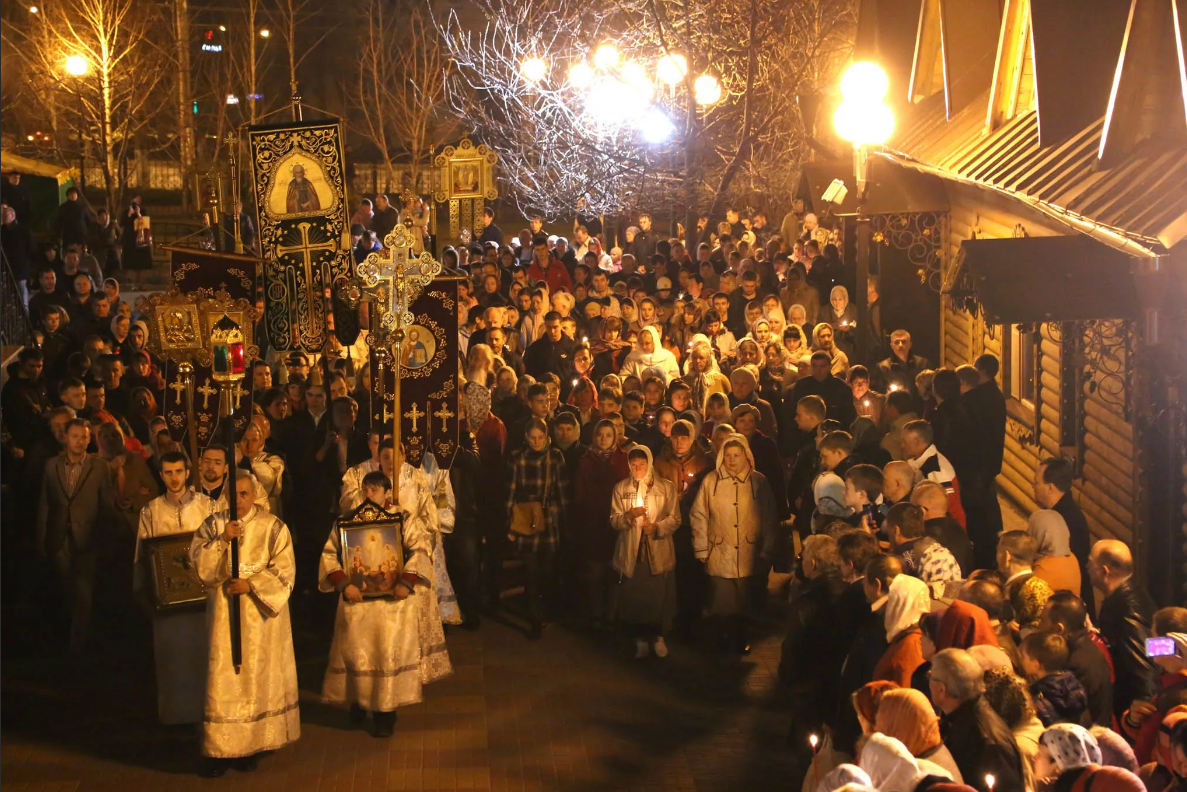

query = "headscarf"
[1089,726,1140,774]
[1039,723,1101,774]
[130,319,150,347]
[1028,509,1072,557]
[812,321,836,351]
[713,432,755,482]
[935,600,999,651]
[463,380,492,432]
[968,644,1013,675]
[830,285,850,318]
[589,418,619,458]
[884,574,932,642]
[854,680,900,726]
[875,688,944,757]
[860,733,951,791]
[815,765,873,792]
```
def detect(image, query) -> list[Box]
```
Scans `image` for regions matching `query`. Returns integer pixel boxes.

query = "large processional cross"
[338,199,441,454]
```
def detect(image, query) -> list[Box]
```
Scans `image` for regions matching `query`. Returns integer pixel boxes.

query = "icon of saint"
[285,162,321,214]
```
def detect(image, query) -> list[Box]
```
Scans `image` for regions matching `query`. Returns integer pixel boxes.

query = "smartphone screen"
[1147,637,1176,657]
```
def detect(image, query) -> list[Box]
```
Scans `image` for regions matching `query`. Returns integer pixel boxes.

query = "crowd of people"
[2,187,1181,791]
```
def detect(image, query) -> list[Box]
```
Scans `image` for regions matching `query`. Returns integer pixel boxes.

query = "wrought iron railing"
[0,251,34,347]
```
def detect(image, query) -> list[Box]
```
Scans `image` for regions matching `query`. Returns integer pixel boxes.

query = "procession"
[2,0,1187,789]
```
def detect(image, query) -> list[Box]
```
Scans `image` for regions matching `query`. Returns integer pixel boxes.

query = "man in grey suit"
[37,418,115,652]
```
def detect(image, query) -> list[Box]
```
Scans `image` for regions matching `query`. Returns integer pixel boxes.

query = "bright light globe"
[840,61,889,102]
[656,53,688,86]
[568,62,594,89]
[593,43,619,69]
[640,108,675,143]
[520,56,548,83]
[694,74,721,105]
[621,62,654,100]
[833,99,894,145]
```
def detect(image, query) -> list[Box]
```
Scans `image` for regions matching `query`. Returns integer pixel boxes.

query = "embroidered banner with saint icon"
[368,274,461,469]
[159,248,259,450]
[248,119,353,354]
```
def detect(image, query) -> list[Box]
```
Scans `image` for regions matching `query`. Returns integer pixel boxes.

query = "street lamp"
[568,61,594,88]
[656,53,688,86]
[64,55,90,190]
[593,43,619,69]
[258,28,270,38]
[520,56,548,83]
[833,60,894,363]
[694,74,722,106]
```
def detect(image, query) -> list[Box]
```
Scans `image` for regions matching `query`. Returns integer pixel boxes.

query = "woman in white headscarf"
[689,433,778,654]
[873,574,932,687]
[828,285,858,359]
[1033,723,1104,790]
[1028,509,1082,596]
[858,733,952,791]
[609,445,680,659]
[620,325,680,385]
[812,321,850,376]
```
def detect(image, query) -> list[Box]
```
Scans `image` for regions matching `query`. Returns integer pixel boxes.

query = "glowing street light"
[656,53,688,86]
[64,55,89,77]
[568,61,594,89]
[621,61,653,100]
[694,74,721,105]
[593,43,619,69]
[833,61,894,147]
[258,28,271,38]
[640,108,675,143]
[28,5,39,12]
[218,24,227,32]
[520,56,548,83]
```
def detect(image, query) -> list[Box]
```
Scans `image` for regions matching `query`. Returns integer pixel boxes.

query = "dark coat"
[874,351,930,401]
[57,200,91,247]
[1054,492,1095,614]
[939,696,1025,792]
[523,334,578,381]
[1066,631,1114,727]
[778,570,848,729]
[1098,579,1156,722]
[785,375,857,449]
[962,380,1007,479]
[2,219,37,280]
[925,516,975,577]
[833,598,889,755]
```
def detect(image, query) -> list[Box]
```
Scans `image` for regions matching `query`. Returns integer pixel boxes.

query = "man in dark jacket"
[785,352,857,443]
[1035,456,1095,614]
[632,213,658,264]
[1089,539,1155,723]
[56,187,92,248]
[1041,592,1114,727]
[961,354,1007,568]
[447,431,483,629]
[874,329,929,401]
[477,207,503,247]
[2,348,51,448]
[371,194,399,241]
[912,481,975,577]
[522,312,576,382]
[779,535,847,778]
[2,204,35,299]
[931,648,1025,792]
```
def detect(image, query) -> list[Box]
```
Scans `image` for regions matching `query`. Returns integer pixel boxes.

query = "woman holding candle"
[609,445,680,659]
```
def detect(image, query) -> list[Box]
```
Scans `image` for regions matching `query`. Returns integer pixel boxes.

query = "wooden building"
[834,0,1187,602]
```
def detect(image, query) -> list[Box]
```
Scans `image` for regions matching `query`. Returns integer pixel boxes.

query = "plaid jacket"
[506,447,570,552]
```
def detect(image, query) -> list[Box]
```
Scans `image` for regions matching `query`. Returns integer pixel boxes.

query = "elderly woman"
[466,342,500,386]
[690,433,778,654]
[239,420,285,517]
[620,326,680,385]
[875,688,964,782]
[812,322,850,376]
[609,445,680,659]
[1028,510,1081,595]
[873,574,931,687]
[859,733,953,791]
[827,285,858,359]
[1031,723,1145,792]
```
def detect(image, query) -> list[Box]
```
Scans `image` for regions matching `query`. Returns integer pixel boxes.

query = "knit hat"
[1090,725,1140,774]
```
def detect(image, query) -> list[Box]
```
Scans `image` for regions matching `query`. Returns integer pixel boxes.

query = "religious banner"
[156,248,259,457]
[369,272,462,469]
[247,119,352,354]
[432,139,498,247]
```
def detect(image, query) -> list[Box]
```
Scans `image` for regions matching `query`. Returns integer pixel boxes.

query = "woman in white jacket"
[609,445,680,659]
[619,325,680,385]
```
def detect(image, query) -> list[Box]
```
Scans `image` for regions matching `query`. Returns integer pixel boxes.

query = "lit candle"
[572,379,579,387]
[863,399,870,407]
[889,383,900,392]
[985,774,995,791]
[809,734,820,786]
[583,336,589,343]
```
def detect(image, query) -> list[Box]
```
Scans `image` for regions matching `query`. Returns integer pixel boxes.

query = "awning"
[798,157,949,217]
[957,235,1140,323]
[0,150,75,185]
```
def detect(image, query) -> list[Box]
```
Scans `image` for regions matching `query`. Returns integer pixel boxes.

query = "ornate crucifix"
[338,216,441,455]
[276,221,337,350]
[197,378,218,410]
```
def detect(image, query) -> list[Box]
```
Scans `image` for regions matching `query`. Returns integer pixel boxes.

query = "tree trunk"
[174,0,195,209]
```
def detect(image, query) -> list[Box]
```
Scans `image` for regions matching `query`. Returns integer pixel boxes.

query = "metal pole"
[223,390,243,673]
[77,88,86,191]
[178,362,199,488]
[853,143,871,365]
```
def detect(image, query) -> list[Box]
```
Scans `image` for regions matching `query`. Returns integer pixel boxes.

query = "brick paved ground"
[1,602,799,792]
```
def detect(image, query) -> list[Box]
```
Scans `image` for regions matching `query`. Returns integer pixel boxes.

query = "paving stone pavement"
[1,610,799,792]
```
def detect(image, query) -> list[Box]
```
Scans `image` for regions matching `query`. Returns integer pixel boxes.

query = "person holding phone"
[1121,620,1187,765]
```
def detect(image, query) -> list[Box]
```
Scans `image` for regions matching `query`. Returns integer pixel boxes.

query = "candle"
[809,734,820,787]
[863,399,870,407]
[985,774,995,791]
[572,379,579,387]
[583,336,588,343]
[889,383,900,392]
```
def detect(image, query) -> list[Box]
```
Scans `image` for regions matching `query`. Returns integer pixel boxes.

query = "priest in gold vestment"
[190,470,300,776]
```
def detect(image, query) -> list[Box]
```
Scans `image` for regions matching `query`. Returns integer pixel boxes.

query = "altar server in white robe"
[134,450,216,726]
[343,443,461,626]
[338,429,382,515]
[190,469,300,776]
[319,468,452,736]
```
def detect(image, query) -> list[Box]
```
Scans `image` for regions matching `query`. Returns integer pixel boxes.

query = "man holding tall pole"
[191,469,300,776]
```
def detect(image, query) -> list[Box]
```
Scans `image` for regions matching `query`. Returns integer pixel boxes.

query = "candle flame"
[985,774,995,790]
[809,734,818,748]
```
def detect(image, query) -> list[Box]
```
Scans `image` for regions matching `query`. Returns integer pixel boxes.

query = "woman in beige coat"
[609,446,680,659]
[690,433,778,654]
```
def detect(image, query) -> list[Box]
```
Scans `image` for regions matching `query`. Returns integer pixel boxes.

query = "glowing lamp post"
[211,313,246,672]
[64,55,90,190]
[833,61,894,364]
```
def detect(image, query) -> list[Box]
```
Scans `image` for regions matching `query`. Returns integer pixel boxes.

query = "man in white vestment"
[134,451,216,726]
[338,429,382,514]
[191,470,299,776]
[320,468,452,736]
